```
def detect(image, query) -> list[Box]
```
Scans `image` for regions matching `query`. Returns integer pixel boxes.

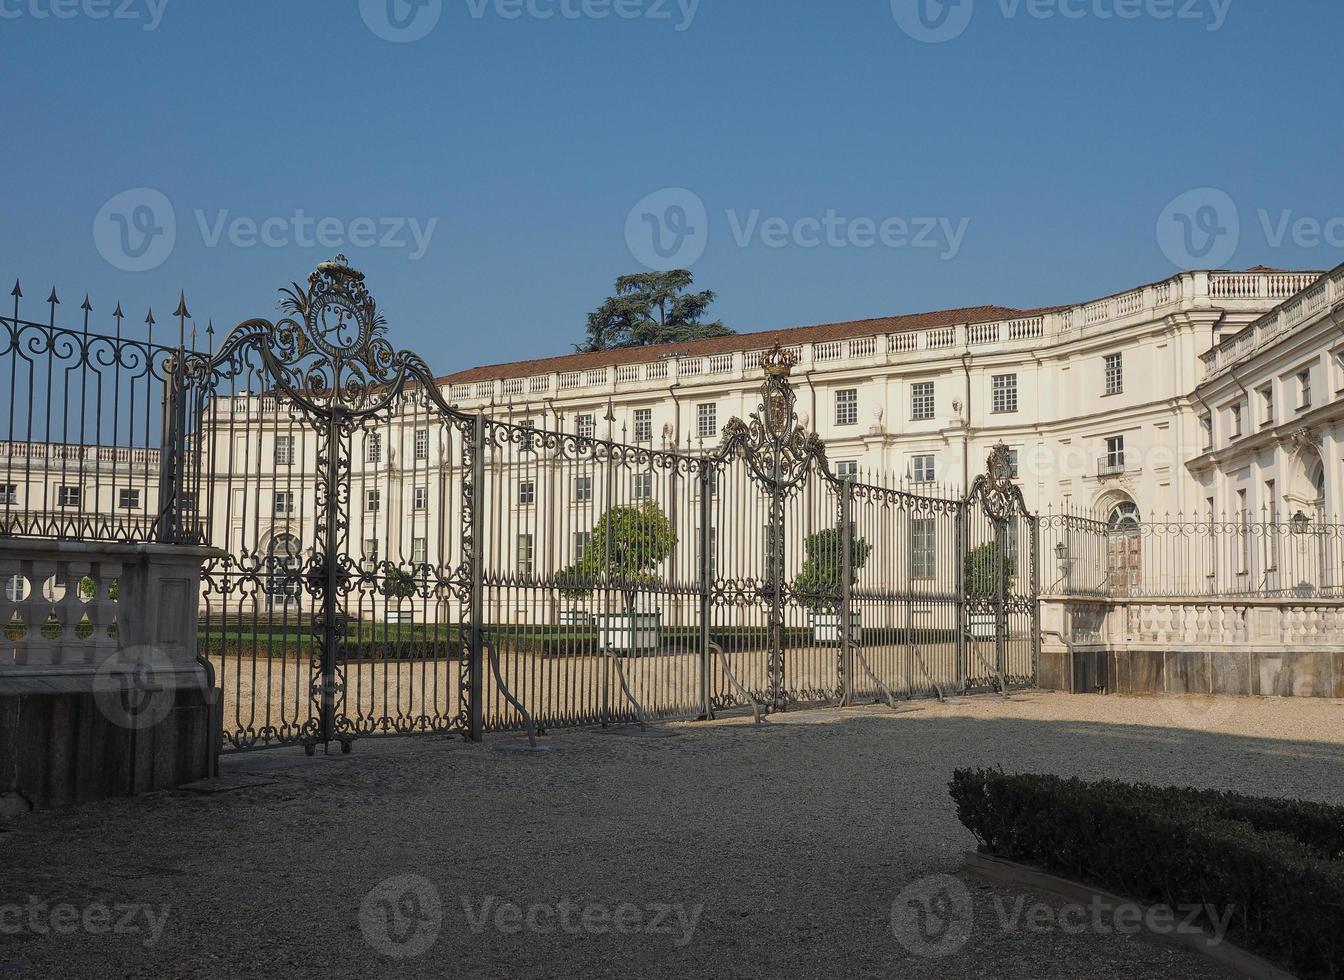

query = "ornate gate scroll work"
[718,345,839,711]
[197,256,477,752]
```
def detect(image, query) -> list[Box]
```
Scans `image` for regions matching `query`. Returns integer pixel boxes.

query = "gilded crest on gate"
[719,344,828,488]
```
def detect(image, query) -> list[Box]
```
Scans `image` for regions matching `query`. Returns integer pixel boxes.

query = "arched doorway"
[1103,495,1142,595]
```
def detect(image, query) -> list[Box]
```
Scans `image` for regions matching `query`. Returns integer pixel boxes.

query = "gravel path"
[3,692,1342,979]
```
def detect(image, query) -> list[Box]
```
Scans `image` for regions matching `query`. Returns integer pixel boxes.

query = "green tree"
[78,577,120,601]
[556,500,678,612]
[382,568,418,600]
[963,542,1015,598]
[792,525,872,612]
[579,270,733,352]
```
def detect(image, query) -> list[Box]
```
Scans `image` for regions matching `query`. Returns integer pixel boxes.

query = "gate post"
[994,516,1007,686]
[1030,513,1042,685]
[155,353,185,544]
[698,463,714,719]
[954,500,967,693]
[467,412,486,742]
[839,478,854,707]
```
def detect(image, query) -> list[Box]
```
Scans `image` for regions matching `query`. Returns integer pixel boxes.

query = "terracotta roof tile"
[436,303,1035,385]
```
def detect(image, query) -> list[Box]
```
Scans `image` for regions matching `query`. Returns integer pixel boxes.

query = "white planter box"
[596,612,661,653]
[968,613,998,640]
[811,611,862,645]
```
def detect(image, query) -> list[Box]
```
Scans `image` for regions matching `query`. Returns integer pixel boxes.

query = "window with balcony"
[1104,353,1123,395]
[991,374,1018,414]
[911,382,934,421]
[274,434,295,466]
[58,486,81,508]
[118,488,140,510]
[835,388,858,426]
[696,403,717,439]
[1100,436,1125,476]
[633,409,652,443]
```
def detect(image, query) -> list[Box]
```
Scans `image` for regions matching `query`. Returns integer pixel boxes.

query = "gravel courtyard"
[4,692,1343,979]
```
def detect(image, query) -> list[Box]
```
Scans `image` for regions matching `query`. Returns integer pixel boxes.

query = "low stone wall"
[0,539,223,811]
[1040,596,1344,700]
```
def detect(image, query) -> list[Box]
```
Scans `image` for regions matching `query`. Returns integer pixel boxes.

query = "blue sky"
[2,0,1341,369]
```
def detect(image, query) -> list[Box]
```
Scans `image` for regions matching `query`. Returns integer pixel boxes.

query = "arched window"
[1107,501,1141,533]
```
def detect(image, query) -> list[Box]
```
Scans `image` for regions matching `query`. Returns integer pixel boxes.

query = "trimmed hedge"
[949,769,1344,979]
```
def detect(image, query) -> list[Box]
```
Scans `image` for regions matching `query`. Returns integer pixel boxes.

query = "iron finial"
[174,291,190,320]
[81,293,93,312]
[10,280,21,298]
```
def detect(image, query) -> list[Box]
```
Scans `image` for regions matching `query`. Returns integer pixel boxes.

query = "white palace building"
[437,264,1341,529]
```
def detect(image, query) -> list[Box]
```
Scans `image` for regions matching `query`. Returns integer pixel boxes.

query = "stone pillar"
[0,539,224,812]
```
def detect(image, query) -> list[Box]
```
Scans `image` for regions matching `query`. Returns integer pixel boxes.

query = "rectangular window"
[633,471,654,500]
[911,381,934,421]
[516,534,535,578]
[413,486,428,511]
[911,455,935,483]
[991,374,1018,414]
[1259,386,1274,426]
[273,491,294,517]
[575,475,593,502]
[1006,449,1019,480]
[1299,369,1313,409]
[118,488,140,510]
[2,574,22,602]
[574,530,591,562]
[274,434,295,466]
[411,537,427,565]
[414,428,429,461]
[366,432,382,465]
[696,403,717,440]
[1104,353,1123,395]
[910,518,936,579]
[1101,436,1125,476]
[0,483,16,505]
[835,388,858,426]
[576,414,595,440]
[58,486,81,508]
[1231,403,1243,438]
[366,489,381,512]
[835,460,859,481]
[362,538,378,572]
[634,409,652,443]
[518,481,536,506]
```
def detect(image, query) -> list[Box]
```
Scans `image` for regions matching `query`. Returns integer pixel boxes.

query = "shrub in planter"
[791,525,872,611]
[949,768,1344,979]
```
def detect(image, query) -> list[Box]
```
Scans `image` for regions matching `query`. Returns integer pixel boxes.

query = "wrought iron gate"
[173,258,1040,752]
